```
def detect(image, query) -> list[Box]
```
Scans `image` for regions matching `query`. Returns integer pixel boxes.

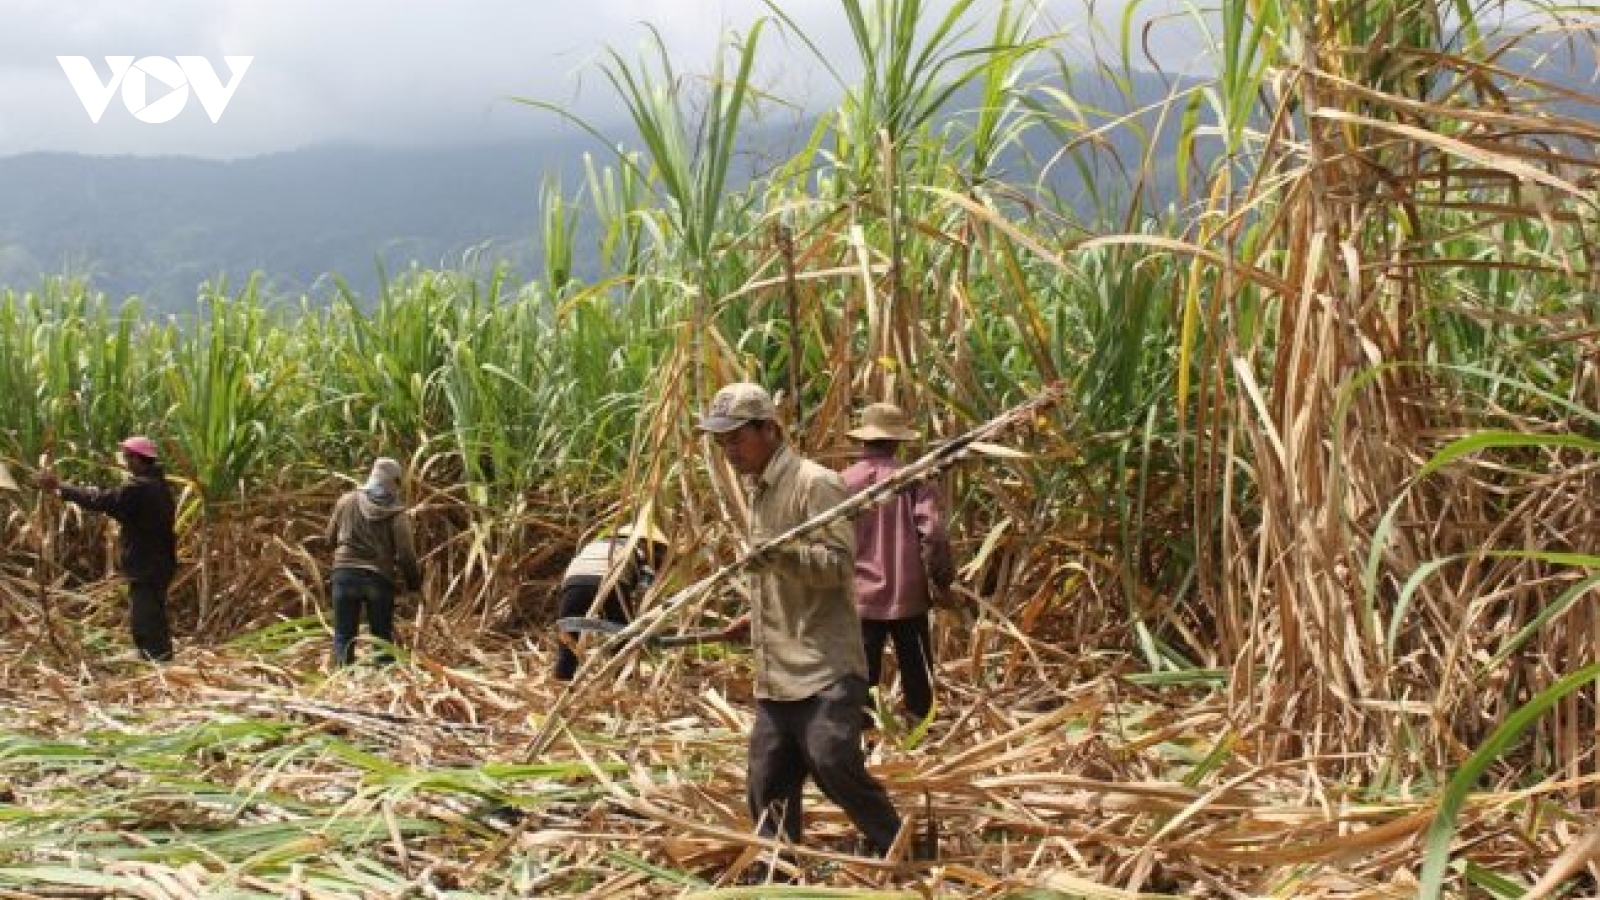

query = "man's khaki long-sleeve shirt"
[746,444,868,701]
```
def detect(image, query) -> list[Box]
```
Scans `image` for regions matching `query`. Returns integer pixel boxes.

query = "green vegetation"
[0,0,1596,895]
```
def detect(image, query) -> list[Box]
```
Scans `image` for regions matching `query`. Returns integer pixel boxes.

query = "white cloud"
[0,0,1204,159]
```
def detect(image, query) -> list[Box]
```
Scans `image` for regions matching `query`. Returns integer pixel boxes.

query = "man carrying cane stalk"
[698,382,917,860]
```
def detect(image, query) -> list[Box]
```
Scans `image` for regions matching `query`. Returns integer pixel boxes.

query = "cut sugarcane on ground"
[0,598,1579,898]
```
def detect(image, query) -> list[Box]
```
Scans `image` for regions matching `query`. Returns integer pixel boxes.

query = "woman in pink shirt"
[840,403,955,723]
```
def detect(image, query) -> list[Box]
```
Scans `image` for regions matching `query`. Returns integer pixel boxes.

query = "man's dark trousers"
[747,674,901,854]
[128,579,174,662]
[862,613,934,721]
[331,569,396,666]
[554,580,631,681]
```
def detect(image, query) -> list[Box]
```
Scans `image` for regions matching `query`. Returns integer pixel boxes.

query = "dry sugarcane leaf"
[967,441,1032,459]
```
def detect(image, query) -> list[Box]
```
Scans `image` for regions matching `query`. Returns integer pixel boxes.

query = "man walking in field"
[699,382,906,858]
[38,435,177,662]
[842,402,955,725]
[324,457,421,666]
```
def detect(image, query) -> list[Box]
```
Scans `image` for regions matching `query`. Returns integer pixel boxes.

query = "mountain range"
[0,140,586,308]
[0,47,1590,311]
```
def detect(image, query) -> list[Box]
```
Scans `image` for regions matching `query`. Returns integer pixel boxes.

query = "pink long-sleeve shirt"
[840,447,955,621]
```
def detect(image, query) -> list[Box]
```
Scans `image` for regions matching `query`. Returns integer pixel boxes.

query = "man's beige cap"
[697,382,777,433]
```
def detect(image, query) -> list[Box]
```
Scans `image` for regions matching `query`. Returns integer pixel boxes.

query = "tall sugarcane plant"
[0,2,1595,894]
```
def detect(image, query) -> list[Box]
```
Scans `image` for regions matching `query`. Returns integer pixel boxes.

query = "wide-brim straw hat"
[847,402,920,442]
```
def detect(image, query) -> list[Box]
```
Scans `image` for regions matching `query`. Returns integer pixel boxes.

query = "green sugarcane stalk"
[525,380,1067,759]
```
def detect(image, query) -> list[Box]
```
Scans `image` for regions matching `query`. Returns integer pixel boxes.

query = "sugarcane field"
[1,1,1598,898]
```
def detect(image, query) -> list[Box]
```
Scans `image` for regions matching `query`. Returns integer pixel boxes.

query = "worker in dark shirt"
[38,435,178,661]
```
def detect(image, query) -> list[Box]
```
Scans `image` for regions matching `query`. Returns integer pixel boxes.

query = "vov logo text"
[58,56,254,124]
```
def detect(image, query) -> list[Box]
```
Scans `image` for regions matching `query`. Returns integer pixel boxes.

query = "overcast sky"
[0,0,1205,159]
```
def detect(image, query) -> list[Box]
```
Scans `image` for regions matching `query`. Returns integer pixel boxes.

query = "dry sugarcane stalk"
[1524,827,1600,900]
[32,447,75,662]
[557,616,738,648]
[524,380,1068,758]
[775,223,804,431]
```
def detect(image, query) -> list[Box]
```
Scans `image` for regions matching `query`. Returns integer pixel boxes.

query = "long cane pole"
[524,382,1066,759]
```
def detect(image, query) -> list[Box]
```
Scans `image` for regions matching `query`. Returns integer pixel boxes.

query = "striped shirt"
[561,537,645,594]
